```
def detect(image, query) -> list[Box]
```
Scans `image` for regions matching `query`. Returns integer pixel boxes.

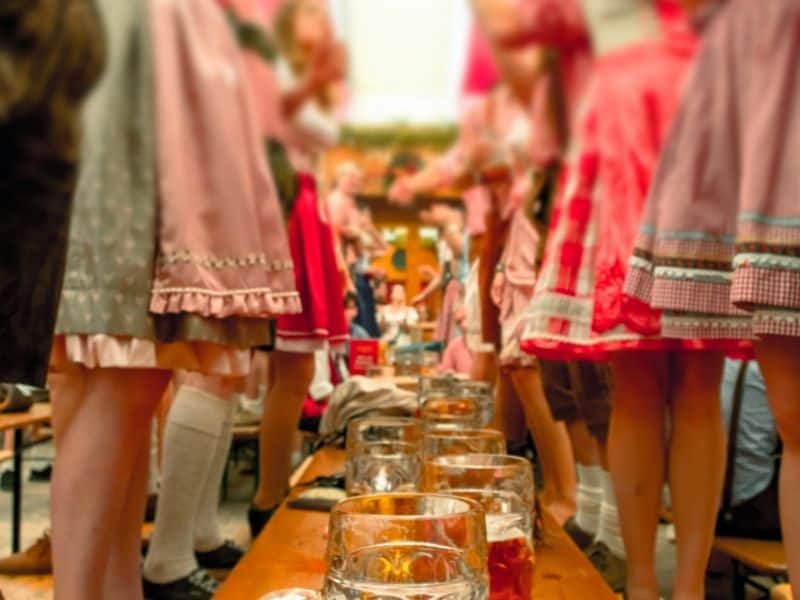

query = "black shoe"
[563,518,594,550]
[29,465,52,482]
[585,541,627,593]
[195,540,244,570]
[0,470,12,492]
[143,569,218,600]
[248,504,278,539]
[144,493,158,523]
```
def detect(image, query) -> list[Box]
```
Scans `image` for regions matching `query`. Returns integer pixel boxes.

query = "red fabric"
[591,26,698,337]
[276,174,348,347]
[461,24,499,97]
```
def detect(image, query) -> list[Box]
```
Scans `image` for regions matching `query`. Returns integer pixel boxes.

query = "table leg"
[12,428,22,553]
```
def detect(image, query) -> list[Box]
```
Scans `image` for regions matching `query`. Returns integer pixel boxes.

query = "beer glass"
[345,418,423,495]
[422,429,506,460]
[323,493,489,600]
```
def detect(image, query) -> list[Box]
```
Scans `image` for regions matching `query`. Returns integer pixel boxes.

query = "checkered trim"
[731,264,800,311]
[651,275,742,316]
[752,310,800,337]
[624,260,655,304]
[660,313,754,340]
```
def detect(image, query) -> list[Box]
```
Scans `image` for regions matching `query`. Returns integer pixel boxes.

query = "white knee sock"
[574,464,604,535]
[194,398,235,552]
[143,386,228,583]
[595,470,626,559]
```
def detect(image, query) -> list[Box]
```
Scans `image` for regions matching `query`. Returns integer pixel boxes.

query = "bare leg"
[567,420,602,467]
[510,367,576,525]
[470,350,497,384]
[670,352,725,600]
[244,350,269,400]
[51,368,169,600]
[104,431,150,599]
[756,336,800,600]
[253,350,315,510]
[608,352,667,600]
[492,371,526,442]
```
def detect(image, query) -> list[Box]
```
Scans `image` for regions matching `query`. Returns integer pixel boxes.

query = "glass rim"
[332,492,485,521]
[425,453,530,470]
[347,416,423,429]
[423,428,504,440]
[347,439,420,452]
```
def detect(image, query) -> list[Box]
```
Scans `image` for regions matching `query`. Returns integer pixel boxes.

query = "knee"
[671,352,724,424]
[770,398,800,449]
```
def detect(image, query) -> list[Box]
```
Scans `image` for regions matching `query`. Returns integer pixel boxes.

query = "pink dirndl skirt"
[519,27,744,361]
[625,0,800,340]
[275,174,349,353]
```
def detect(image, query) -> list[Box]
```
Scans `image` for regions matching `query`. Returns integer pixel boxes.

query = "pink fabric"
[221,0,289,141]
[590,17,697,335]
[462,24,500,97]
[438,335,474,376]
[327,188,360,265]
[149,0,299,319]
[519,7,704,359]
[492,208,539,326]
[434,279,463,343]
[51,335,252,376]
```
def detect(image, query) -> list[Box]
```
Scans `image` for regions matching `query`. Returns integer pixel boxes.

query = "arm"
[388,99,490,205]
[411,268,443,305]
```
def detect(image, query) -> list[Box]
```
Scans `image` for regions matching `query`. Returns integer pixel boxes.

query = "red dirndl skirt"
[275,174,348,353]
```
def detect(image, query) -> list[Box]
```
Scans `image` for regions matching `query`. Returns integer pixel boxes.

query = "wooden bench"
[216,446,617,600]
[713,537,788,599]
[0,404,52,553]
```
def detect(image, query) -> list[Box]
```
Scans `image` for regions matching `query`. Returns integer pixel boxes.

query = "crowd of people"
[1,0,798,599]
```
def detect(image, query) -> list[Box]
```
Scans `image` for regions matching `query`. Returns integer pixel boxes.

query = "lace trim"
[151,286,298,298]
[157,251,293,271]
[734,253,800,271]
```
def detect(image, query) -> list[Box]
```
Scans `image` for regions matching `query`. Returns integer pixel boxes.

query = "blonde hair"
[274,0,334,109]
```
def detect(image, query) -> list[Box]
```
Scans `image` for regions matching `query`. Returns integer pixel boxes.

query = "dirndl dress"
[519,8,749,360]
[275,174,349,354]
[625,0,800,340]
[53,0,299,377]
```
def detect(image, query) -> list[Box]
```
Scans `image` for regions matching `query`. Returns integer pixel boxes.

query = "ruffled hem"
[520,335,753,362]
[149,288,301,319]
[50,335,252,376]
[274,334,347,354]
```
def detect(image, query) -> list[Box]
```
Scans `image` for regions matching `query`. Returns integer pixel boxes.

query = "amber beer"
[487,535,535,600]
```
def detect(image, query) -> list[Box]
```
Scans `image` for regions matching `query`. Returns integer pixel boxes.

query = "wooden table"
[217,447,616,599]
[0,403,52,552]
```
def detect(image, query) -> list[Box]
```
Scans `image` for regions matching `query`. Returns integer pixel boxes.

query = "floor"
[0,441,772,599]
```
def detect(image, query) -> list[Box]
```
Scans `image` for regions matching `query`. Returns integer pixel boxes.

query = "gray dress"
[56,0,272,352]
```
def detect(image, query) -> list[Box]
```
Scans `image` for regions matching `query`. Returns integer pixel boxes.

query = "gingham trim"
[651,276,743,316]
[732,264,800,311]
[660,313,754,340]
[624,260,655,304]
[752,310,800,337]
[652,236,735,263]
